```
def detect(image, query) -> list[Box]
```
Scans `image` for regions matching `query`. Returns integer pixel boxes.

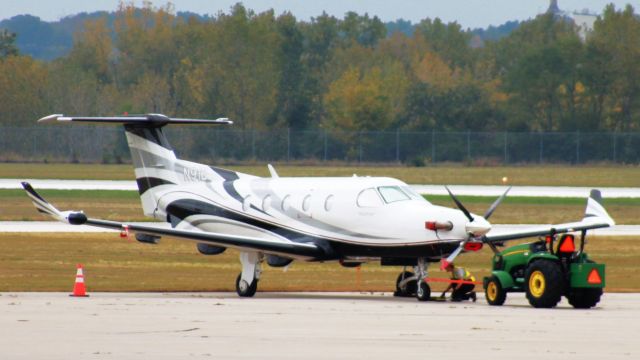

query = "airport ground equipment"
[483,230,605,309]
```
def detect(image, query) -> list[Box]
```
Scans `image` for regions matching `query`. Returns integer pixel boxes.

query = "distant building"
[572,12,598,41]
[547,0,561,15]
[544,0,598,42]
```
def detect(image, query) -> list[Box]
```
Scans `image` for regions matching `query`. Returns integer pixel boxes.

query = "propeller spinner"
[440,186,511,270]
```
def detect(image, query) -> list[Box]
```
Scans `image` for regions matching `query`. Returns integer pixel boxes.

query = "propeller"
[484,186,512,220]
[445,186,473,222]
[440,186,511,270]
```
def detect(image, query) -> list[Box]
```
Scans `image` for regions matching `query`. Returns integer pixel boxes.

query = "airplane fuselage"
[143,160,485,262]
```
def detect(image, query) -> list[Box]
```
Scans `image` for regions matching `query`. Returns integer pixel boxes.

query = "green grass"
[3,163,640,187]
[0,233,637,292]
[5,189,639,223]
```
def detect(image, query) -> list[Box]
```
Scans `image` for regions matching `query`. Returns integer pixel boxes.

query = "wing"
[22,182,322,259]
[483,189,615,243]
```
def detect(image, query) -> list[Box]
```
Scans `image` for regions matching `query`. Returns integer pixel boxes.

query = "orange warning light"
[587,268,602,284]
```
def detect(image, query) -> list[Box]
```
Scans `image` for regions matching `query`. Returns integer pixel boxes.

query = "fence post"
[503,131,508,164]
[576,131,580,164]
[251,129,256,159]
[358,131,362,163]
[431,130,436,163]
[466,130,471,160]
[287,127,290,162]
[612,132,617,163]
[539,133,544,163]
[323,130,327,161]
[395,129,400,162]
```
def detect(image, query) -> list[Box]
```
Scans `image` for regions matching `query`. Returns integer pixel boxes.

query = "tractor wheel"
[416,281,431,302]
[394,271,417,297]
[525,260,564,308]
[236,273,258,297]
[484,276,507,306]
[567,288,603,309]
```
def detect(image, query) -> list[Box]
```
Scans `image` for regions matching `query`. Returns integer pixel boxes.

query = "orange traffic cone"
[70,264,89,297]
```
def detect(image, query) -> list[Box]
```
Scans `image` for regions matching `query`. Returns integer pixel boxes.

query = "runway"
[1,221,638,235]
[1,292,637,360]
[2,178,639,197]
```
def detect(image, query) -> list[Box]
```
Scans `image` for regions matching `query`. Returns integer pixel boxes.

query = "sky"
[1,0,637,29]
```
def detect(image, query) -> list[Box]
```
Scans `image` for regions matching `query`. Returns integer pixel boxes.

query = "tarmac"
[1,292,638,360]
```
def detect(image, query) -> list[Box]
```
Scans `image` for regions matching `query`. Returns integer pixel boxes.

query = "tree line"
[1,2,639,133]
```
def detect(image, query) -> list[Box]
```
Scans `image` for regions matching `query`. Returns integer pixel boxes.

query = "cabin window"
[242,195,251,211]
[324,195,334,211]
[302,195,312,212]
[262,195,272,211]
[357,188,383,207]
[281,195,291,211]
[378,186,411,203]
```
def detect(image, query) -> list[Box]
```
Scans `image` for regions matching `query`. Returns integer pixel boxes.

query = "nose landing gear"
[394,259,431,301]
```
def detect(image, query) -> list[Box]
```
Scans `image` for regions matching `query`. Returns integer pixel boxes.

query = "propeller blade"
[445,186,474,222]
[441,239,468,270]
[483,186,512,220]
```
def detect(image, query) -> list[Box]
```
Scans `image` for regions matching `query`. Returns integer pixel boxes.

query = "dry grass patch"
[0,233,637,293]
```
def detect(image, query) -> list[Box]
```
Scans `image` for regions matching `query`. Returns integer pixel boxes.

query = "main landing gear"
[236,252,263,297]
[394,258,431,301]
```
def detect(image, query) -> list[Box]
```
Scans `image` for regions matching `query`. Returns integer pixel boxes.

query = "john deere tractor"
[483,230,605,308]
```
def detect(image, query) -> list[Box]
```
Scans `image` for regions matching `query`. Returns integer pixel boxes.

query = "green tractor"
[483,230,605,309]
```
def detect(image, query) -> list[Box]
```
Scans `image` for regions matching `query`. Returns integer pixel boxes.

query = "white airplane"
[23,114,615,300]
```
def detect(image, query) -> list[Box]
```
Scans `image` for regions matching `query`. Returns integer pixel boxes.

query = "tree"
[586,4,640,131]
[0,29,18,58]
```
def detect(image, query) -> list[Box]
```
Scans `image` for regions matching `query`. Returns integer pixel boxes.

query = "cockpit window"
[401,186,430,204]
[378,186,411,203]
[357,188,383,207]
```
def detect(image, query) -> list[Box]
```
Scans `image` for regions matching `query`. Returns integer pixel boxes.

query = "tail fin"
[38,113,231,217]
[583,189,615,226]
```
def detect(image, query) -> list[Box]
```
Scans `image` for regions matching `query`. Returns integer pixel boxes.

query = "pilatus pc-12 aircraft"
[23,114,615,300]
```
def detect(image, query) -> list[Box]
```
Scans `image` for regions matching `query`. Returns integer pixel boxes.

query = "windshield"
[378,186,411,203]
[401,186,430,204]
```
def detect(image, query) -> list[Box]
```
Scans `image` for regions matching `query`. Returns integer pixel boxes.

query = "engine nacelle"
[197,243,226,255]
[267,255,293,267]
[135,233,160,244]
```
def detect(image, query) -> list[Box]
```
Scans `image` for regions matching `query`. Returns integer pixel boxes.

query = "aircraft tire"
[416,281,431,301]
[236,273,258,297]
[525,260,563,308]
[394,271,417,297]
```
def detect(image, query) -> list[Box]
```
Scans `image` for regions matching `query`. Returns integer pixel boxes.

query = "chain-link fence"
[2,126,639,164]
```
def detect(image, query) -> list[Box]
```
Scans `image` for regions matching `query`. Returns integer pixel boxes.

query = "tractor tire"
[484,275,507,306]
[416,281,431,302]
[525,260,564,308]
[394,271,417,297]
[567,287,603,309]
[236,273,258,297]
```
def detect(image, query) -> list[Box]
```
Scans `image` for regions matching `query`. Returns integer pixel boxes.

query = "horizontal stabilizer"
[38,113,232,126]
[484,188,614,243]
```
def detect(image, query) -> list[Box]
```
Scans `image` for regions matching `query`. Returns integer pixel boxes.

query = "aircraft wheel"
[525,260,563,308]
[416,281,431,301]
[236,273,258,297]
[484,276,507,306]
[394,271,417,297]
[567,287,603,309]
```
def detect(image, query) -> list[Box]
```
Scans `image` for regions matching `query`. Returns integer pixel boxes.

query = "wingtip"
[37,114,63,123]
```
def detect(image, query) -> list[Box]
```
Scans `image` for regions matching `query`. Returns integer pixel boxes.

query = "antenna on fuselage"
[267,164,279,178]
